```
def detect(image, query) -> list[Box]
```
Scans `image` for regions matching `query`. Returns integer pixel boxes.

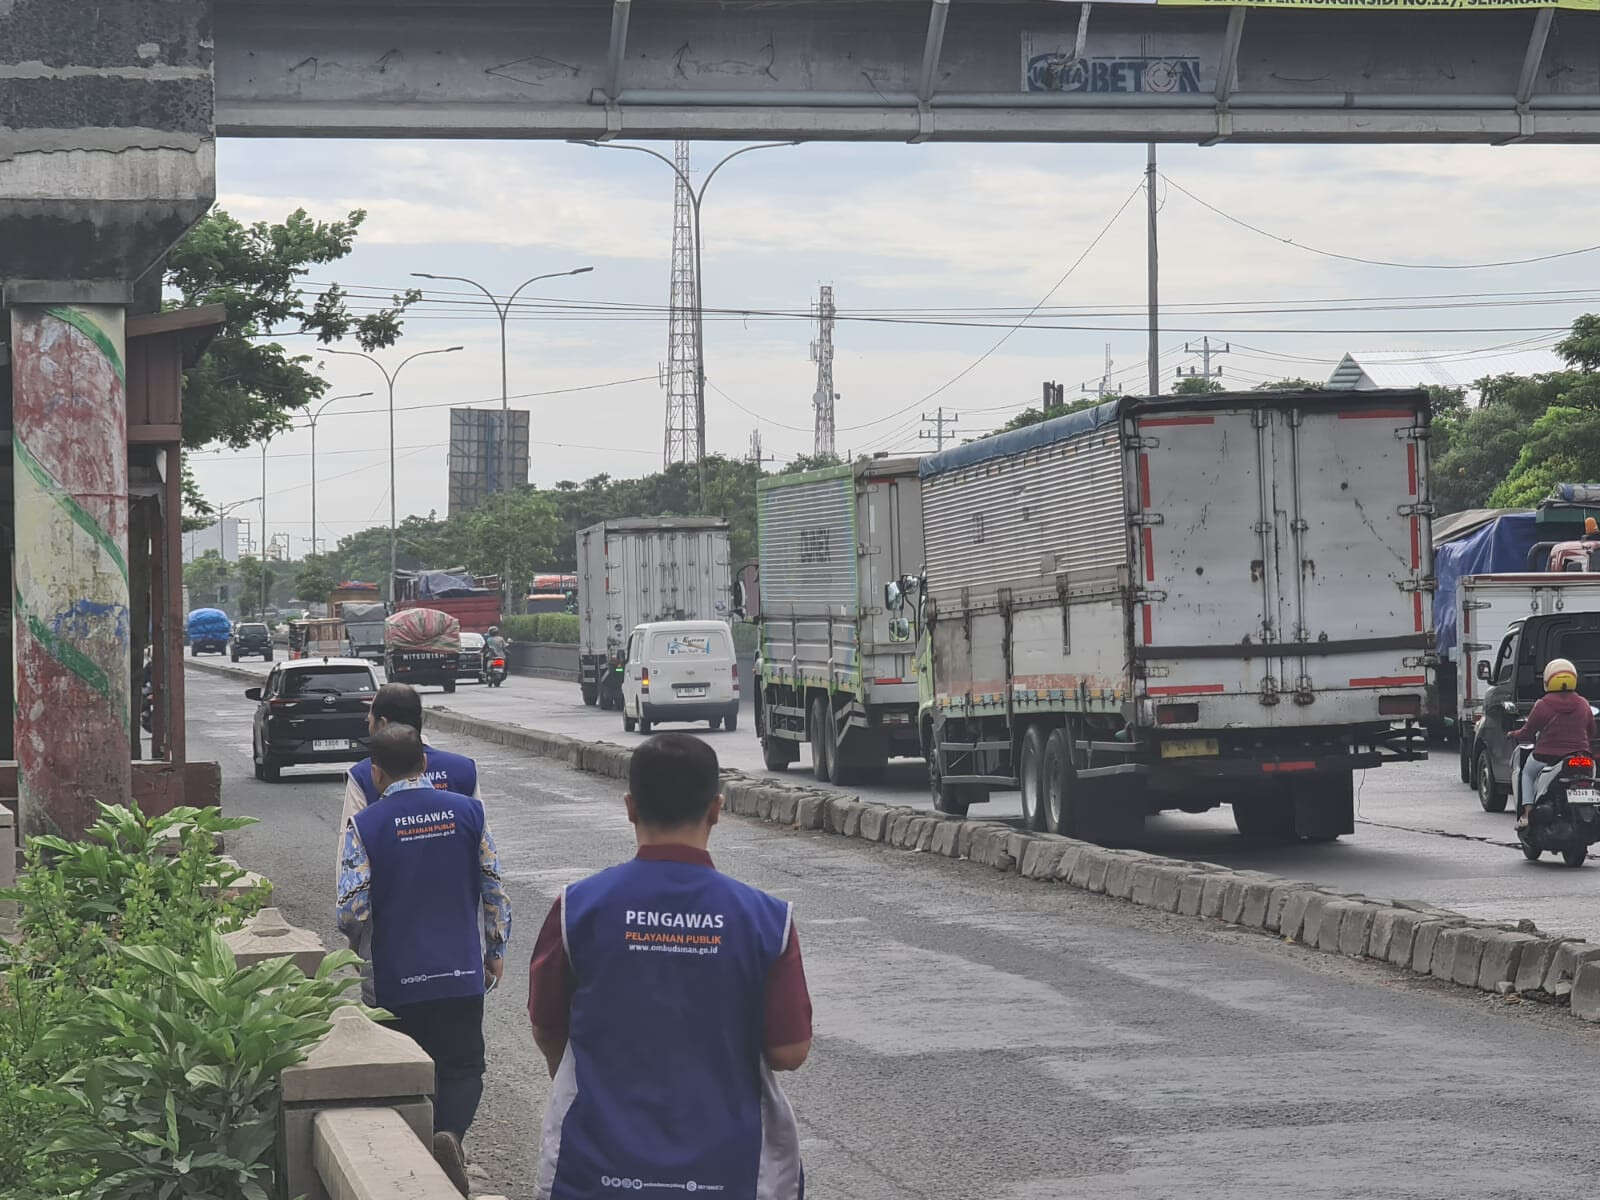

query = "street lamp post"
[324,346,463,601]
[410,267,593,602]
[570,139,798,510]
[216,496,260,607]
[304,390,374,558]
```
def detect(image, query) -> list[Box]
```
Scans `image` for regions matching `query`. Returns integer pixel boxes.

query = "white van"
[621,620,740,733]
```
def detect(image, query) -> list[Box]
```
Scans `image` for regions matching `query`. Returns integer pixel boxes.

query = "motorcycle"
[1512,742,1600,867]
[481,656,507,688]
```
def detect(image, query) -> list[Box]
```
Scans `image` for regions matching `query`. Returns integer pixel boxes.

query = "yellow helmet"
[1544,658,1579,692]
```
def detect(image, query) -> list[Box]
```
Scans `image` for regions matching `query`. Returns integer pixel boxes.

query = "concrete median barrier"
[193,663,1600,1031]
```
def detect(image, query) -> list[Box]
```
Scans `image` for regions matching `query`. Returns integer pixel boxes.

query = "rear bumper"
[263,737,370,764]
[643,700,739,723]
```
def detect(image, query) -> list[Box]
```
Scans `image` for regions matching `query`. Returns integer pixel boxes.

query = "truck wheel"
[443,680,457,694]
[1476,748,1509,813]
[810,697,836,783]
[1042,728,1076,837]
[638,715,652,735]
[1232,794,1295,841]
[1018,726,1048,832]
[624,714,637,733]
[1296,773,1355,842]
[928,747,970,817]
[1459,735,1472,786]
[762,732,798,772]
[582,685,599,707]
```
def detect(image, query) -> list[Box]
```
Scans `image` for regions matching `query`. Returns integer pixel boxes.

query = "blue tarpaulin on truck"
[185,608,232,641]
[1433,513,1540,659]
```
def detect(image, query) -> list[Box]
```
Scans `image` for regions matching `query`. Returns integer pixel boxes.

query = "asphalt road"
[188,665,1600,1200]
[199,657,1600,942]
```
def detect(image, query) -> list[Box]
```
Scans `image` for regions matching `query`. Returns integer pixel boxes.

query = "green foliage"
[169,207,420,519]
[294,554,336,606]
[503,613,579,644]
[990,396,1105,436]
[1252,377,1325,391]
[234,556,271,620]
[183,550,231,609]
[1491,405,1600,507]
[0,803,274,1200]
[1172,376,1224,395]
[40,937,363,1200]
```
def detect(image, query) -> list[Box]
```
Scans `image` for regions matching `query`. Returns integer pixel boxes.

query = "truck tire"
[1018,725,1048,832]
[810,697,837,783]
[762,735,797,772]
[1296,773,1355,842]
[1476,747,1509,813]
[1459,734,1472,786]
[928,732,987,816]
[443,679,456,694]
[582,684,599,707]
[1042,728,1076,837]
[1232,793,1295,841]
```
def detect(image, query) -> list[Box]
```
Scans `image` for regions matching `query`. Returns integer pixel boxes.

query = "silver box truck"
[577,517,733,708]
[906,388,1431,843]
[751,457,925,782]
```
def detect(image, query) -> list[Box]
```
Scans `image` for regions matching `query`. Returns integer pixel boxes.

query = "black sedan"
[248,658,377,782]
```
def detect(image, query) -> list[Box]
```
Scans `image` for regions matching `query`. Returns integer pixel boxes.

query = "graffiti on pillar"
[1021,32,1210,94]
[10,304,134,839]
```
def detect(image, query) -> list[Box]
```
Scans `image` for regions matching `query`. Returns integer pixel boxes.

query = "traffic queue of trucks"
[746,387,1436,843]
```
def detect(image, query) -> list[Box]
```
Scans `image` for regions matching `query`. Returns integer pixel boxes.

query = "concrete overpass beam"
[0,0,215,839]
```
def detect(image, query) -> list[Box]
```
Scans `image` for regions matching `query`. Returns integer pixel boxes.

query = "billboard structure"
[448,407,530,515]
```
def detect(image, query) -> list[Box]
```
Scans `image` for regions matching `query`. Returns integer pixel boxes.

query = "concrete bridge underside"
[216,1,1600,144]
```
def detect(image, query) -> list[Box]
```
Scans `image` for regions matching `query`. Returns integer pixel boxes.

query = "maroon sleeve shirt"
[1512,690,1596,759]
[527,850,814,1050]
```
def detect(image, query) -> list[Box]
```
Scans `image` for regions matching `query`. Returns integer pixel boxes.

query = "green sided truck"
[747,456,925,783]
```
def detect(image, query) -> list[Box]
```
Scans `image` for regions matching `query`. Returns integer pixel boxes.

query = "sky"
[186,137,1600,559]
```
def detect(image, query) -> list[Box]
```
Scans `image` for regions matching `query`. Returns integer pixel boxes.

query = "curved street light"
[303,390,374,558]
[322,346,463,599]
[569,138,799,509]
[410,267,593,597]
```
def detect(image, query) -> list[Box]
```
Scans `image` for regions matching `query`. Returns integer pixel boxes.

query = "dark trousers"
[381,994,486,1140]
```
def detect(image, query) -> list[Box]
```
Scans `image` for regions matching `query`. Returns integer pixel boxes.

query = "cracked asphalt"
[189,666,1600,1199]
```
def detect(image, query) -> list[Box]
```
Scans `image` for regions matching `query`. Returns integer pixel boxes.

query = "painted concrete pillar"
[9,305,132,839]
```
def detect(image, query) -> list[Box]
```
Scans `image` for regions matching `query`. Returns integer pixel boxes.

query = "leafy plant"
[502,613,579,644]
[39,936,365,1200]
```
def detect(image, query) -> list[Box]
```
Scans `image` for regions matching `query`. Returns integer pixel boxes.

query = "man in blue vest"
[527,733,812,1200]
[337,724,511,1195]
[335,681,479,879]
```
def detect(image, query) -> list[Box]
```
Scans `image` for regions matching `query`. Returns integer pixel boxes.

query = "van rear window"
[650,631,730,658]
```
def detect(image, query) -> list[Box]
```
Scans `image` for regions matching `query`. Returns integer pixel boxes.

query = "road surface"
[187,666,1600,1200]
[196,657,1600,940]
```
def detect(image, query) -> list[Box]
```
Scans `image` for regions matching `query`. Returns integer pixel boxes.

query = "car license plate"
[676,686,708,698]
[313,738,350,752]
[1160,737,1220,759]
[1569,788,1600,805]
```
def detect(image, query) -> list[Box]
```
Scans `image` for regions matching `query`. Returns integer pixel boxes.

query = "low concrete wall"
[507,640,578,681]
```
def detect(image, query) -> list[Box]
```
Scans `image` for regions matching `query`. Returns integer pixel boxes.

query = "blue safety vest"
[352,784,485,1009]
[541,857,803,1200]
[351,745,477,806]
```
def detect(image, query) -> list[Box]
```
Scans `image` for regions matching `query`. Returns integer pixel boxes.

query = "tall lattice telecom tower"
[810,285,836,458]
[662,141,700,466]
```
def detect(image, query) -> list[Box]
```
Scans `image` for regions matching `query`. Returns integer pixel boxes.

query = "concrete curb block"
[195,655,1600,1028]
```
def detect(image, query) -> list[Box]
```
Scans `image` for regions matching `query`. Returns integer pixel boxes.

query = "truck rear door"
[1136,397,1429,727]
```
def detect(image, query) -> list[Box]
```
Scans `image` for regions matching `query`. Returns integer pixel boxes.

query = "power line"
[1163,173,1600,271]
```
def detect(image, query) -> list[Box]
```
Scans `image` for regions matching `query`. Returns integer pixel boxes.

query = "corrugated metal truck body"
[913,389,1430,842]
[753,458,925,780]
[576,518,732,707]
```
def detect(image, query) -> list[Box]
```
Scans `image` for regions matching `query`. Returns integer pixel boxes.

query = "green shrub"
[0,802,275,1200]
[40,936,365,1200]
[504,613,579,644]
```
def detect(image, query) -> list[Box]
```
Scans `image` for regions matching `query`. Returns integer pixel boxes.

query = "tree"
[294,555,336,606]
[990,396,1105,436]
[1252,378,1324,391]
[235,556,270,619]
[1172,376,1224,395]
[167,208,419,519]
[783,453,843,474]
[183,550,232,608]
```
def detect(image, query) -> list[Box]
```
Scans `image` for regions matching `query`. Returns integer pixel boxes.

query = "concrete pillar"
[223,906,327,976]
[279,1006,436,1200]
[9,305,132,839]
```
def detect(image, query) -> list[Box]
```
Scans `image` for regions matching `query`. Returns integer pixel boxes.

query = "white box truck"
[577,517,733,708]
[1455,572,1600,789]
[904,388,1432,843]
[750,456,925,782]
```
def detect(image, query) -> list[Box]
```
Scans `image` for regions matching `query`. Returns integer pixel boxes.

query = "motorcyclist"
[1509,657,1595,828]
[484,625,507,659]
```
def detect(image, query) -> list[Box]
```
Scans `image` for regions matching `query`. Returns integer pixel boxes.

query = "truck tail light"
[641,667,650,694]
[1379,695,1421,717]
[1156,703,1198,725]
[732,664,741,695]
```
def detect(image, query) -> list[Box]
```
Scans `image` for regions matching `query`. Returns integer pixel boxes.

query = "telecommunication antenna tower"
[810,285,836,458]
[662,140,700,467]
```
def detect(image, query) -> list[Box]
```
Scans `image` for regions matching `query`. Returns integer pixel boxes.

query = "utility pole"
[920,407,959,451]
[811,284,837,458]
[1146,142,1160,398]
[1177,336,1230,387]
[260,442,268,614]
[662,140,700,472]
